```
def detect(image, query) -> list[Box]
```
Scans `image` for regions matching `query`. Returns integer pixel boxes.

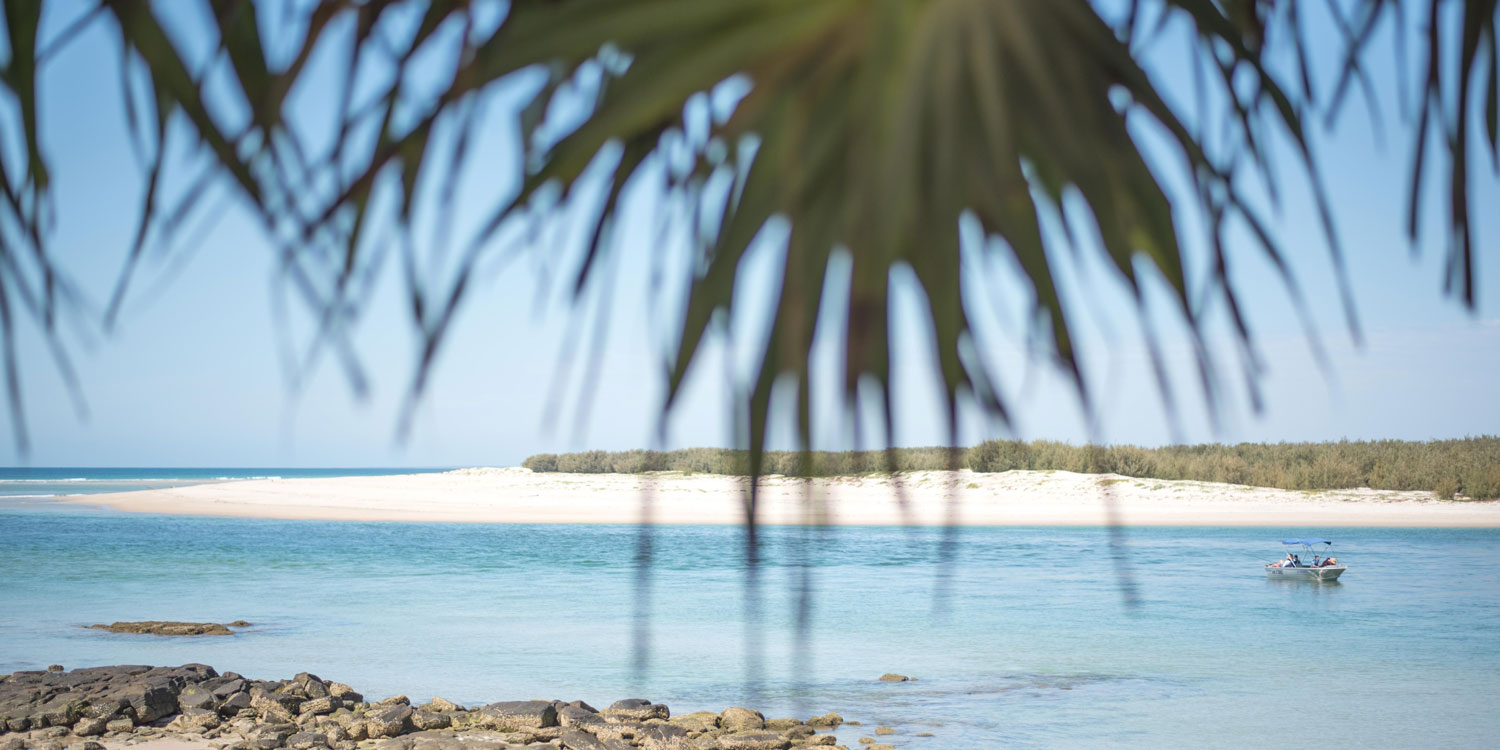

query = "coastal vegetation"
[524,437,1500,500]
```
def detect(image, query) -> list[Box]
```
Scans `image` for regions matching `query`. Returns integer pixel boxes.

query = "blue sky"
[4,1,1498,467]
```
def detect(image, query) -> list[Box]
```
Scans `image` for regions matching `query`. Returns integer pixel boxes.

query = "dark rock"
[85,622,234,637]
[119,683,176,723]
[602,699,668,722]
[228,621,253,628]
[559,730,631,750]
[365,705,413,739]
[805,713,841,728]
[47,666,64,673]
[636,723,690,750]
[784,725,814,740]
[178,686,218,712]
[558,705,605,730]
[568,700,598,714]
[716,733,790,750]
[34,694,88,727]
[69,742,104,750]
[285,732,327,750]
[326,684,359,702]
[219,693,253,716]
[213,680,248,699]
[474,701,557,731]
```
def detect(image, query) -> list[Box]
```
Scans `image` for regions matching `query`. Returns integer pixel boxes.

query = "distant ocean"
[0,467,450,498]
[1,473,1497,747]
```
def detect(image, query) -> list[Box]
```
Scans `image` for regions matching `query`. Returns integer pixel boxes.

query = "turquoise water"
[0,467,450,498]
[2,503,1497,748]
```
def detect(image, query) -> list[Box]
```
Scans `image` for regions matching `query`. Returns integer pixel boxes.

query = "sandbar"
[66,468,1500,527]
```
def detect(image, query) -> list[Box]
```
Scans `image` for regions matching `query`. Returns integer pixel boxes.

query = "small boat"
[1265,538,1346,581]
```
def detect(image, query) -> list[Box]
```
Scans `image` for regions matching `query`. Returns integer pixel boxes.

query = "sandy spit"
[64,468,1500,527]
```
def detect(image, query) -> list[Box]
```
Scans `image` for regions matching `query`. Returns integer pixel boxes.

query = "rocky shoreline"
[0,666,885,750]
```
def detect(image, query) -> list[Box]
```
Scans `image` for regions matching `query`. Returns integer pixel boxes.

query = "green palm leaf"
[0,0,1497,479]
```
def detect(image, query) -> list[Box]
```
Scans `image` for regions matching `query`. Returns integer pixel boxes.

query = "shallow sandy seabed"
[67,468,1500,527]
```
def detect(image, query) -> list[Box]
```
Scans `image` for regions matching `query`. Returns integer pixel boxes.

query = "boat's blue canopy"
[1282,538,1333,546]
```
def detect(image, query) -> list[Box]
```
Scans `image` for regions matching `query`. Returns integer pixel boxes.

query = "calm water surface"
[1,503,1496,748]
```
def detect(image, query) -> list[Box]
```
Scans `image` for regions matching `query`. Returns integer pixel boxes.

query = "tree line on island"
[522,437,1500,501]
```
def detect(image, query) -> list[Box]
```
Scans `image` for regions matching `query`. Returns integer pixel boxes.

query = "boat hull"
[1265,565,1345,581]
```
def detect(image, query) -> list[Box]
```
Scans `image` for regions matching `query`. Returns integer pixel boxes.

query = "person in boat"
[1313,555,1322,566]
[1322,556,1337,567]
[1291,554,1303,567]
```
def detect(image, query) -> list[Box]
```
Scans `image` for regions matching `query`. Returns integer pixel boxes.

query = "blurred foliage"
[527,436,1500,500]
[968,435,1500,499]
[522,445,959,476]
[0,1,1496,503]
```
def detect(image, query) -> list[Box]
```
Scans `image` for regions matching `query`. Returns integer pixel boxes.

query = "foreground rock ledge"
[0,666,851,750]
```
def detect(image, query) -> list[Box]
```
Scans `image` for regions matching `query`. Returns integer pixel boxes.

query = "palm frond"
[0,0,1496,471]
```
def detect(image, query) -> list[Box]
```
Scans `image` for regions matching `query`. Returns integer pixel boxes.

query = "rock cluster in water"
[0,666,855,750]
[85,622,250,637]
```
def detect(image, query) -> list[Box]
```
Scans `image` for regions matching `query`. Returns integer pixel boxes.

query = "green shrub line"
[522,437,1500,500]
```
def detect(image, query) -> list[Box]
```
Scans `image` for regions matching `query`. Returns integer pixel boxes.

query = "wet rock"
[47,666,64,673]
[783,726,814,741]
[86,622,233,637]
[876,674,910,683]
[602,699,668,722]
[716,733,789,750]
[805,714,841,729]
[764,718,802,731]
[797,736,835,747]
[228,621,253,628]
[474,701,557,731]
[719,708,765,732]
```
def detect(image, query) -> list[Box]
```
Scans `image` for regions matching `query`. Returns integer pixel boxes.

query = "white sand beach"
[68,468,1500,527]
